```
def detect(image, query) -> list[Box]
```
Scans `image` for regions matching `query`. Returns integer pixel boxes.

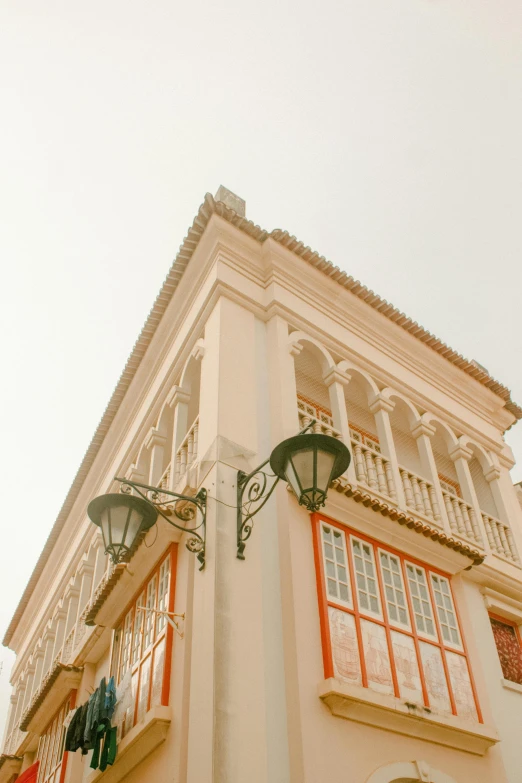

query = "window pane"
[446,651,478,721]
[132,593,145,664]
[431,575,461,648]
[321,524,351,607]
[405,564,436,639]
[379,551,410,629]
[391,630,423,704]
[151,638,166,707]
[137,655,152,724]
[351,538,381,618]
[156,558,171,636]
[328,607,362,685]
[360,619,393,695]
[419,642,451,714]
[143,576,157,650]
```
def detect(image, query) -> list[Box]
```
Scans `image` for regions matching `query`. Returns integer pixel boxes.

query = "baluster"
[384,460,397,499]
[353,445,366,483]
[401,471,415,509]
[444,494,458,534]
[175,453,181,486]
[483,515,496,551]
[180,444,187,476]
[428,486,441,522]
[187,430,194,467]
[498,525,511,559]
[313,420,321,434]
[374,456,388,495]
[410,476,424,514]
[419,481,432,518]
[451,498,466,535]
[468,507,481,543]
[505,528,520,564]
[364,449,378,489]
[460,503,474,541]
[490,519,503,556]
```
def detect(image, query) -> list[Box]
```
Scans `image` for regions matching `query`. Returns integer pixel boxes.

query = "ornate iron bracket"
[115,477,207,570]
[236,421,315,560]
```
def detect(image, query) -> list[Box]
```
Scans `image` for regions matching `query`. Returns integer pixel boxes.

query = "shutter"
[470,458,498,517]
[345,379,378,438]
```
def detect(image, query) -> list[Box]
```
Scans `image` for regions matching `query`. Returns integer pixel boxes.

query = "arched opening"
[388,399,437,518]
[469,445,498,519]
[174,356,202,488]
[295,347,337,435]
[344,373,394,499]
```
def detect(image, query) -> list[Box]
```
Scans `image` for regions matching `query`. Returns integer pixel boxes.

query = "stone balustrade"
[399,467,441,523]
[351,438,396,500]
[441,489,482,547]
[482,514,520,564]
[297,397,341,438]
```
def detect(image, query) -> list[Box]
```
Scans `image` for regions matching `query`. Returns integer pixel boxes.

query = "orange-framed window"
[36,692,75,783]
[489,613,522,684]
[313,514,482,723]
[111,546,176,738]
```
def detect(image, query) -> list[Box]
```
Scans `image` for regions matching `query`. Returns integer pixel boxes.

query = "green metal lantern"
[87,493,158,564]
[269,433,351,512]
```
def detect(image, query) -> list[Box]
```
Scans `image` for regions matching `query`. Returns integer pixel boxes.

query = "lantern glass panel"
[315,449,337,493]
[288,448,314,491]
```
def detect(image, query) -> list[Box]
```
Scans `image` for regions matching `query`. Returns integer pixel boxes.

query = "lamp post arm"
[236,420,316,560]
[115,477,207,570]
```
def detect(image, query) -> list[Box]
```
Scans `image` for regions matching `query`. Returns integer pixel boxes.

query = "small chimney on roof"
[214,185,246,217]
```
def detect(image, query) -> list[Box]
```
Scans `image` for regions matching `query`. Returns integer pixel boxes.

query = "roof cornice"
[3,192,518,647]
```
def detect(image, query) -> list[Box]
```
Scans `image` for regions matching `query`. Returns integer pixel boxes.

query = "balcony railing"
[441,489,482,548]
[483,514,520,564]
[399,467,441,524]
[175,416,199,486]
[352,437,396,500]
[297,397,341,437]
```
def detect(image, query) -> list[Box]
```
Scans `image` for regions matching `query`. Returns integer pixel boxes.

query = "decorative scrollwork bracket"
[115,477,207,570]
[236,421,316,560]
[237,460,280,560]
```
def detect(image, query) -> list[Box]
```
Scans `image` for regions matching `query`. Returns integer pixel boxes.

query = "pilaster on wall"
[168,386,190,490]
[145,428,167,486]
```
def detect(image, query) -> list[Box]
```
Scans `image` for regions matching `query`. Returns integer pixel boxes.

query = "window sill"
[319,678,498,756]
[85,706,171,783]
[501,678,522,694]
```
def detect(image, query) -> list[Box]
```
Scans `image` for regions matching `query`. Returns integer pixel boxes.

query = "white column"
[323,367,357,483]
[145,427,167,485]
[50,608,67,663]
[41,631,56,679]
[449,443,489,551]
[90,540,107,597]
[369,395,406,509]
[410,420,446,529]
[167,386,190,489]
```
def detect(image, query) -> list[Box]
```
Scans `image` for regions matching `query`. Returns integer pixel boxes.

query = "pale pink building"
[2,187,522,783]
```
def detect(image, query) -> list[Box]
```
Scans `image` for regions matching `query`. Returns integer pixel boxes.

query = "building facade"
[2,186,522,783]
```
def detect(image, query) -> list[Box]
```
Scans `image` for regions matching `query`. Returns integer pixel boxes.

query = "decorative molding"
[319,678,498,757]
[144,428,167,451]
[481,586,522,623]
[449,444,473,463]
[410,420,437,440]
[369,394,395,415]
[502,678,522,694]
[167,385,191,409]
[322,368,351,388]
[190,338,206,362]
[288,339,303,357]
[485,466,501,483]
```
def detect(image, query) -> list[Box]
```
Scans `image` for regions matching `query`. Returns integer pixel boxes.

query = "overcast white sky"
[1,0,522,737]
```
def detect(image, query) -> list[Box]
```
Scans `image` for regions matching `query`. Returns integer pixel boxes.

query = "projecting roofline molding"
[3,190,520,647]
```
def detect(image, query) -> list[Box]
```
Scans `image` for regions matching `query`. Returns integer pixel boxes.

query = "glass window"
[36,697,71,783]
[431,574,461,647]
[321,524,351,607]
[314,519,480,724]
[351,538,381,617]
[113,549,175,737]
[405,563,436,639]
[379,550,410,628]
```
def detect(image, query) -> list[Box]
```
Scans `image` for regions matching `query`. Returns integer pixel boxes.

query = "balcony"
[296,394,519,566]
